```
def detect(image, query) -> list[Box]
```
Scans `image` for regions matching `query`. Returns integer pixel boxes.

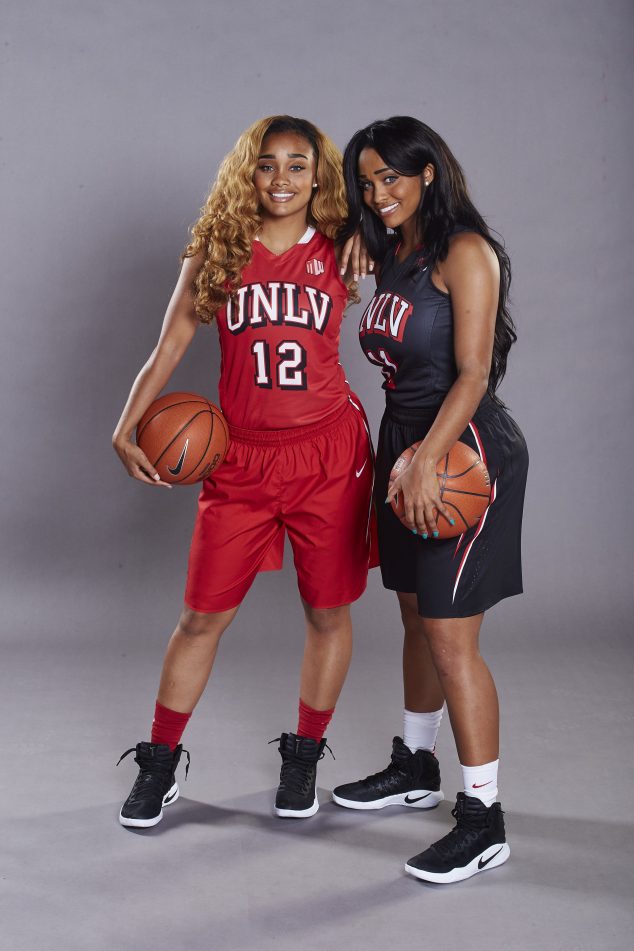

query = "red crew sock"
[151,700,191,751]
[297,698,335,742]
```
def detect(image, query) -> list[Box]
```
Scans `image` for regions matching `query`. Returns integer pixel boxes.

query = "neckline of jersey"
[254,226,316,257]
[394,240,425,265]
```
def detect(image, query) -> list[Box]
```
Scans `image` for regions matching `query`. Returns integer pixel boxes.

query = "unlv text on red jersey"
[226,282,334,335]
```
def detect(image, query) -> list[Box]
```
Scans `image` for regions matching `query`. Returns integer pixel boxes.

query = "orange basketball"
[136,392,229,485]
[389,440,491,538]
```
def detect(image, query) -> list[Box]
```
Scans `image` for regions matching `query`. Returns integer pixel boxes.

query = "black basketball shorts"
[375,397,529,618]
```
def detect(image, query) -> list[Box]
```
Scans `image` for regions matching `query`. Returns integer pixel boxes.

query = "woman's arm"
[112,252,204,486]
[386,232,499,534]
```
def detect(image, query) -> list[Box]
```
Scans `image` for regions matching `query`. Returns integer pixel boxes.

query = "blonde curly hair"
[183,115,353,324]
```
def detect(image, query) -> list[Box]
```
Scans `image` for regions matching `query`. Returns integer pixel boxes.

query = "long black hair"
[341,116,516,395]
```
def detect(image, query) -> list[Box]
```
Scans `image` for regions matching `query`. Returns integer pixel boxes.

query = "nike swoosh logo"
[404,793,432,804]
[478,846,504,870]
[355,460,368,478]
[168,438,189,476]
[472,782,492,788]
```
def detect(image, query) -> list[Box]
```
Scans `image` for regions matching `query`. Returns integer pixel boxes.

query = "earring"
[312,183,318,189]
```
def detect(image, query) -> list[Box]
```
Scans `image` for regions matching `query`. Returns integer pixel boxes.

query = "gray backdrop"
[2,2,633,950]
[2,0,632,647]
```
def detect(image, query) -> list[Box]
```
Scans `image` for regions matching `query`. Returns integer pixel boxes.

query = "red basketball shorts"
[184,396,376,612]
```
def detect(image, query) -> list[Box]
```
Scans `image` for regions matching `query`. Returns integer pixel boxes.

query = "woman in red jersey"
[113,116,374,828]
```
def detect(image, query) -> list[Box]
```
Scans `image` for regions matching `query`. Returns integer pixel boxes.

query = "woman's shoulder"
[446,230,497,267]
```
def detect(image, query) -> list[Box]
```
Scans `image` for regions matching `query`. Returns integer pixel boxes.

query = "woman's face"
[357,147,429,233]
[254,132,316,222]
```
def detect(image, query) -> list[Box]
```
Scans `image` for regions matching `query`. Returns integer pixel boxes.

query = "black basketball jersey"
[359,240,460,409]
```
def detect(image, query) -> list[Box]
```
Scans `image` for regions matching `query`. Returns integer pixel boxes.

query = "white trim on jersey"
[254,226,315,246]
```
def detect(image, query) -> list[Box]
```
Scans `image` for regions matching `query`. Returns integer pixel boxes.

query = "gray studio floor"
[3,579,633,951]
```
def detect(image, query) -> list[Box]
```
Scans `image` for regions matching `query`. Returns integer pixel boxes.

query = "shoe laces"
[362,749,409,790]
[116,747,190,779]
[268,738,334,794]
[431,803,489,859]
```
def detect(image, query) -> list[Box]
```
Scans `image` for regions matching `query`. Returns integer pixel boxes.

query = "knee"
[423,622,476,680]
[177,607,229,640]
[304,604,350,636]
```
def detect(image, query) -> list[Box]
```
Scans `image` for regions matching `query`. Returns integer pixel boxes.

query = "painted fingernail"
[422,532,428,539]
[412,529,417,535]
[153,473,160,481]
[340,267,346,275]
[369,262,374,271]
[385,497,390,503]
[449,518,455,526]
[433,530,439,538]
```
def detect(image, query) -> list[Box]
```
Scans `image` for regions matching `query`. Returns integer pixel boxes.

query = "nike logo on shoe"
[355,460,367,478]
[404,793,432,804]
[168,439,189,476]
[478,846,504,869]
[163,789,178,804]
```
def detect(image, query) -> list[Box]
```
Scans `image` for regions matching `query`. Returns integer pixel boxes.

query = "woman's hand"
[337,231,374,281]
[113,435,172,487]
[386,453,452,537]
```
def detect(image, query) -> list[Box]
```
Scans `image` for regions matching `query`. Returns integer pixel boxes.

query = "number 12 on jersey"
[251,340,307,390]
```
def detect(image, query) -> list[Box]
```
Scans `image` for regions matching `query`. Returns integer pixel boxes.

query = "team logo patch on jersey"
[306,258,325,276]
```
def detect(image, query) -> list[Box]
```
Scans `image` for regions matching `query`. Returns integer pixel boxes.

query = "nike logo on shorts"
[168,439,189,476]
[355,460,367,478]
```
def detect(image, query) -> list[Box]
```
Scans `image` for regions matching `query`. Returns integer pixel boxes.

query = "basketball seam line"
[137,398,210,441]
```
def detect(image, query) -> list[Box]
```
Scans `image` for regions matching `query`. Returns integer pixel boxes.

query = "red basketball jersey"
[215,227,350,429]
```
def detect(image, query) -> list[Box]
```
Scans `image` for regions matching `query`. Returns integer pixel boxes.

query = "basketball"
[389,440,491,538]
[136,392,229,485]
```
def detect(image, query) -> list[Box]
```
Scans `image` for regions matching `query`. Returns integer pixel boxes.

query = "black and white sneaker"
[405,792,510,884]
[332,736,443,810]
[273,732,329,818]
[117,741,189,828]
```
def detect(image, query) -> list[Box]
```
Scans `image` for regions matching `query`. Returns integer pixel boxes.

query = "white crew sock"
[461,759,499,807]
[403,707,443,753]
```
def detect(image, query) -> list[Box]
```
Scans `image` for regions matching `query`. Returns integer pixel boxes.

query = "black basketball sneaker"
[117,742,189,828]
[273,732,328,818]
[332,736,443,810]
[405,792,510,884]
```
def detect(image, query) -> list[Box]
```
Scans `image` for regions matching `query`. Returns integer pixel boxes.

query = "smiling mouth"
[377,202,399,216]
[269,192,295,202]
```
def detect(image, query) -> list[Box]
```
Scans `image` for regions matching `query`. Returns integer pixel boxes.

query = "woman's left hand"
[386,454,452,537]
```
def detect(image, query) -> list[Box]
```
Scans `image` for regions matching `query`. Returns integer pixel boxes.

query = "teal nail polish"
[433,530,439,538]
[422,532,428,539]
[384,497,390,504]
[449,518,456,526]
[412,529,417,535]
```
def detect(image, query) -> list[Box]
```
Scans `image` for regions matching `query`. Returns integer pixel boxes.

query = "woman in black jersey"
[332,117,528,884]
